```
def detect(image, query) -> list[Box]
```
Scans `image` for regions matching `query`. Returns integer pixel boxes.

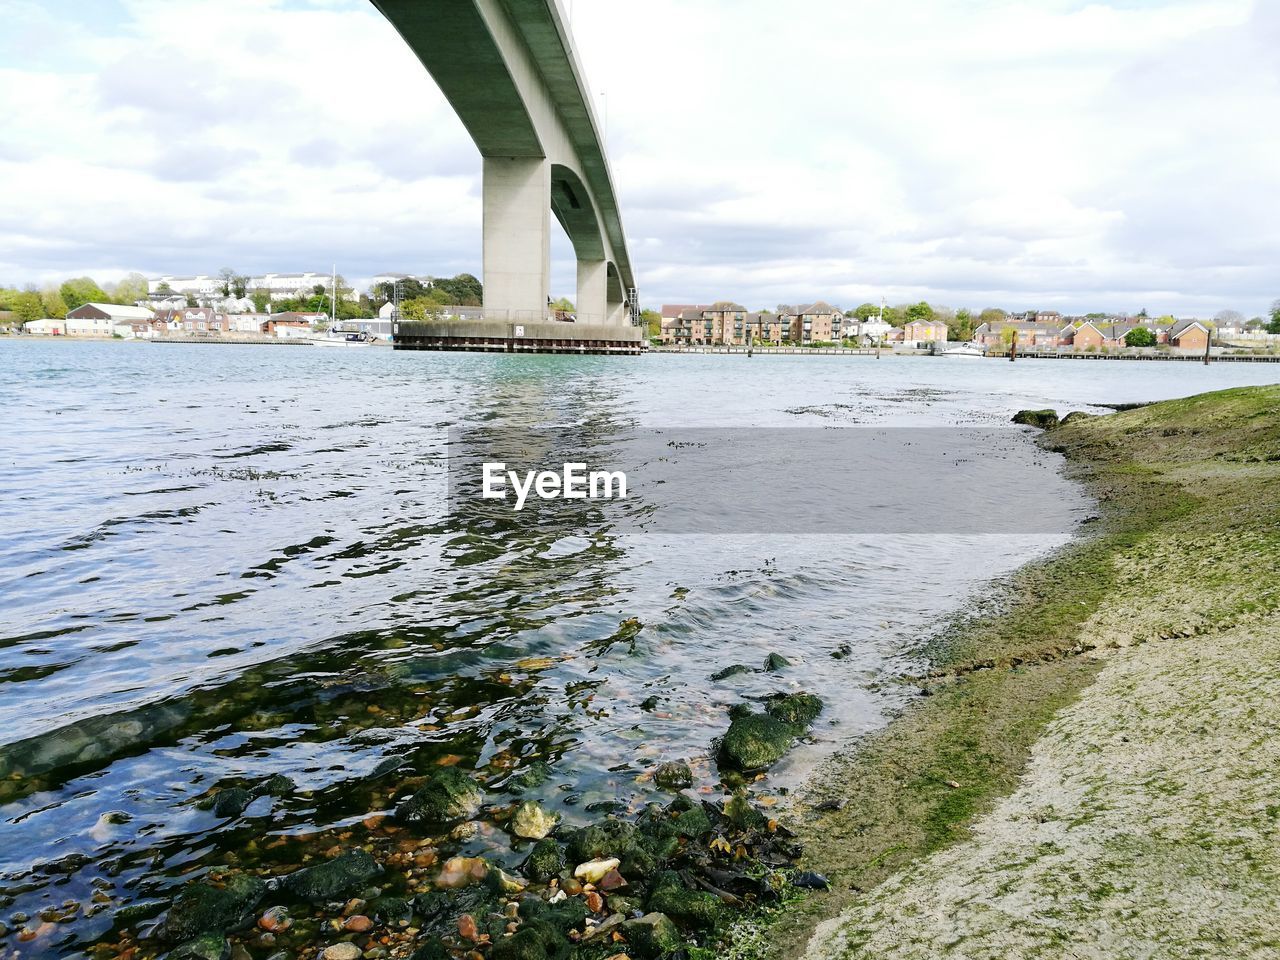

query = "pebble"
[573,858,620,883]
[342,916,373,933]
[457,914,478,941]
[562,879,583,896]
[258,907,292,933]
[585,892,604,913]
[321,944,362,960]
[341,899,367,918]
[598,869,627,891]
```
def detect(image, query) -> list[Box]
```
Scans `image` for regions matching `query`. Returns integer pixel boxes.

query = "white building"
[149,276,220,297]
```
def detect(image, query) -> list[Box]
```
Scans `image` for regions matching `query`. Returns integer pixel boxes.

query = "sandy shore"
[767,386,1280,959]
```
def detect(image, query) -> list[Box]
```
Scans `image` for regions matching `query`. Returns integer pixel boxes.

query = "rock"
[342,916,373,933]
[619,913,682,959]
[510,800,558,840]
[763,652,791,672]
[435,856,488,890]
[160,875,266,942]
[197,788,253,819]
[574,858,621,884]
[255,774,295,798]
[368,897,411,927]
[257,906,291,933]
[489,919,564,960]
[597,869,628,892]
[646,873,721,931]
[522,838,566,882]
[670,803,712,840]
[1011,409,1060,429]
[505,761,552,792]
[792,871,830,890]
[170,933,230,960]
[456,914,478,941]
[652,761,693,791]
[1061,411,1095,425]
[407,939,450,960]
[320,943,362,960]
[281,851,382,903]
[710,664,753,682]
[765,692,823,728]
[717,710,797,771]
[567,819,636,863]
[723,790,767,829]
[584,892,604,913]
[395,768,483,825]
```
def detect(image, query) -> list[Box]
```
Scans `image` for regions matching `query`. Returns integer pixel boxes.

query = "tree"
[41,288,68,319]
[60,277,108,311]
[250,288,271,313]
[185,293,198,308]
[849,303,880,321]
[1246,317,1265,331]
[431,273,483,306]
[12,290,43,325]
[978,307,1007,325]
[550,297,575,313]
[949,308,975,342]
[1214,309,1245,327]
[1125,327,1157,348]
[156,281,175,296]
[111,272,150,305]
[400,297,448,322]
[1136,307,1149,318]
[640,308,661,337]
[218,267,237,297]
[904,301,934,324]
[1269,300,1280,335]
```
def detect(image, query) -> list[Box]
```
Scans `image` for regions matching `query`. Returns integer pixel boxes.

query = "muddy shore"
[766,385,1280,958]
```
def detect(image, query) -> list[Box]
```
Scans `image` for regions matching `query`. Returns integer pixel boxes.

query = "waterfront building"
[902,317,949,347]
[64,303,155,337]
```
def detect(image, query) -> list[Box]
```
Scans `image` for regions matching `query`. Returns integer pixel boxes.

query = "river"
[2,339,1277,955]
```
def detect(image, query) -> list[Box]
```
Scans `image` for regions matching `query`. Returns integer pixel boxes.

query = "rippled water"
[1,339,1276,954]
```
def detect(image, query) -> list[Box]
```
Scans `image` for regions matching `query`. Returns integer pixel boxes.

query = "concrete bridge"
[370,0,638,337]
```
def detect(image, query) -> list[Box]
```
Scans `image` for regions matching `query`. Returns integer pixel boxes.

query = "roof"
[661,303,707,318]
[1170,319,1209,338]
[77,303,155,320]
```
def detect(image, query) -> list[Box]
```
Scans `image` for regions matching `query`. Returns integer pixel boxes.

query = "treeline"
[372,274,483,322]
[0,273,154,325]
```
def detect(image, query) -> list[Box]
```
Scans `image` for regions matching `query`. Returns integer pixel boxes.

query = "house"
[265,313,317,339]
[23,318,64,335]
[1169,319,1211,352]
[974,321,1063,349]
[846,315,893,344]
[902,318,949,347]
[64,303,155,337]
[782,302,843,344]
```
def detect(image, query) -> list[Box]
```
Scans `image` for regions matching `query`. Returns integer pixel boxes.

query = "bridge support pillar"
[576,258,607,324]
[482,156,550,322]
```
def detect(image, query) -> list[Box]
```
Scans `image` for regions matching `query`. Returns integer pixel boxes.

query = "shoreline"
[759,385,1280,958]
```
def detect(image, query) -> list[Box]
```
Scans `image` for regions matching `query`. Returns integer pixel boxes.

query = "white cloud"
[0,0,1275,315]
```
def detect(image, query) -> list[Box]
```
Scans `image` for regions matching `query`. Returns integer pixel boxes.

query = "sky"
[1,0,1277,316]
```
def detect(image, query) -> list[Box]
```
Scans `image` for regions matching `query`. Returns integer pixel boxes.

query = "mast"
[331,264,337,327]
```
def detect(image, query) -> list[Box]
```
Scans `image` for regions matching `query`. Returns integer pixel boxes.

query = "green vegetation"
[763,386,1280,959]
[641,308,661,338]
[1268,298,1280,334]
[1125,326,1157,347]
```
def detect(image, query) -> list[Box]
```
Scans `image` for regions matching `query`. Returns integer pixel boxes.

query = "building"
[780,302,843,344]
[975,321,1064,350]
[149,276,220,298]
[64,303,155,337]
[845,315,893,344]
[1169,319,1211,352]
[22,318,64,335]
[902,317,949,347]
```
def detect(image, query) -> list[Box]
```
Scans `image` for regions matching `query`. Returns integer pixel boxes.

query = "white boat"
[308,329,380,347]
[940,342,987,358]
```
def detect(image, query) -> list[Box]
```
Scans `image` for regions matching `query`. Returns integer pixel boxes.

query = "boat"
[940,342,987,358]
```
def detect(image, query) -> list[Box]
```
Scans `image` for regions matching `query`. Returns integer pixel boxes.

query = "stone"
[584,892,604,913]
[257,906,291,933]
[567,819,636,863]
[723,790,766,830]
[160,875,266,942]
[652,761,693,791]
[765,692,823,728]
[342,916,373,933]
[509,800,558,840]
[407,940,450,960]
[597,869,627,892]
[281,850,383,903]
[574,858,620,884]
[170,933,230,960]
[670,803,712,840]
[1061,410,1095,424]
[489,919,563,960]
[395,769,484,825]
[763,652,791,672]
[321,943,362,960]
[522,838,566,883]
[717,710,797,771]
[1011,409,1060,429]
[255,774,295,798]
[646,873,721,931]
[206,789,253,819]
[792,871,830,890]
[619,913,682,959]
[456,914,478,941]
[710,664,753,682]
[436,856,488,889]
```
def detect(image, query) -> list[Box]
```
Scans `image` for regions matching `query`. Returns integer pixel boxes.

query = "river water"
[2,339,1277,955]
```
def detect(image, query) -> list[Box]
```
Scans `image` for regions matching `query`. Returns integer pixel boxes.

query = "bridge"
[370,0,643,352]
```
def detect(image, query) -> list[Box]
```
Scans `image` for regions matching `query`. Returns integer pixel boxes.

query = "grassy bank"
[764,385,1280,958]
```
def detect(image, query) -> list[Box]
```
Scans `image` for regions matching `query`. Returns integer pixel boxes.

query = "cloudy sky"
[2,0,1277,315]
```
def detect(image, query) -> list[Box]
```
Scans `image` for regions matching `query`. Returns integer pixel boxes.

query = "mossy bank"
[768,385,1280,959]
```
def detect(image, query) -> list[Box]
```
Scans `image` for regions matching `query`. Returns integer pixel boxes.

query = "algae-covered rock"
[1012,409,1060,428]
[169,932,230,960]
[489,919,564,960]
[1061,411,1095,425]
[160,875,266,942]
[395,768,484,824]
[652,761,693,791]
[669,801,712,840]
[566,819,636,863]
[510,800,558,840]
[723,790,767,830]
[620,913,683,959]
[765,692,823,728]
[763,652,791,672]
[280,850,382,903]
[522,838,566,883]
[202,788,253,819]
[646,872,722,931]
[717,710,797,771]
[407,939,450,960]
[710,664,753,682]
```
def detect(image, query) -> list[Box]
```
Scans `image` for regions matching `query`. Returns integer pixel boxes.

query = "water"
[1,339,1276,954]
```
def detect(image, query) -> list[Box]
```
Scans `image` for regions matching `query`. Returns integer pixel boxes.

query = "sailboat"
[308,266,379,346]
